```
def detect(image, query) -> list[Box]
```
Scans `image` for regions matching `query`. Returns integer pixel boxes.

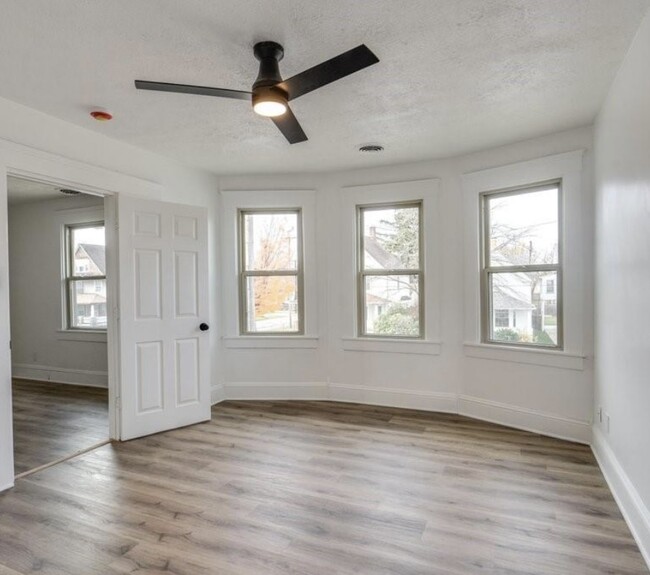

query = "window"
[357,202,423,338]
[495,309,509,328]
[65,222,107,330]
[238,209,303,334]
[481,182,561,348]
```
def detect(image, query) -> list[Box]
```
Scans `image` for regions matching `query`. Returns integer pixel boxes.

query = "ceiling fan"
[135,41,379,144]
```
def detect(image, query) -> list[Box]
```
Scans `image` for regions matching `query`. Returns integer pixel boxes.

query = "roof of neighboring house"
[77,244,106,275]
[364,236,403,270]
[493,286,535,311]
[366,293,392,305]
[75,293,106,305]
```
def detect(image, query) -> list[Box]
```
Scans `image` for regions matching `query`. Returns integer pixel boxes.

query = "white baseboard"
[592,427,650,569]
[12,363,108,388]
[224,382,329,401]
[329,384,458,413]
[0,481,14,493]
[211,384,225,405]
[217,383,590,443]
[458,395,591,444]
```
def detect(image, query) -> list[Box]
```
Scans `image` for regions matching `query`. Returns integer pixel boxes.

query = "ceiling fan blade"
[278,45,379,101]
[135,80,251,101]
[271,106,308,144]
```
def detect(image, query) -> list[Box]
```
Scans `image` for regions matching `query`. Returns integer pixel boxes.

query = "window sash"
[65,222,106,331]
[237,208,304,335]
[356,201,424,339]
[479,181,563,349]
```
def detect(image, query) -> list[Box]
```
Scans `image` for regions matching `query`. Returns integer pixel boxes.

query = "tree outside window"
[358,202,423,338]
[239,210,303,334]
[481,183,562,348]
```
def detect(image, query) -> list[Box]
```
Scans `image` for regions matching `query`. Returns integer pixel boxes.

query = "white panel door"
[118,195,210,440]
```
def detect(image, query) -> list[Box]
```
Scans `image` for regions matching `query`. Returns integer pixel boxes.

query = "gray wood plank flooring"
[0,400,646,574]
[12,379,108,475]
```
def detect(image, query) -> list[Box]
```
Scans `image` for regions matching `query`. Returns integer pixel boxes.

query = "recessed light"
[359,144,384,153]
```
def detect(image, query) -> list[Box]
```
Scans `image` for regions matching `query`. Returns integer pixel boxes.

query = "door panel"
[174,251,198,317]
[175,338,200,405]
[135,249,162,319]
[119,195,210,440]
[136,341,164,413]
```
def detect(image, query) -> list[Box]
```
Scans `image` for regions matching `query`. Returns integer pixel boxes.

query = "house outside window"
[65,222,107,330]
[238,209,304,334]
[357,202,423,338]
[481,182,562,348]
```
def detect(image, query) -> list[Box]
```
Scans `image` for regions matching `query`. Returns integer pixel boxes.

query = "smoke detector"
[90,109,113,121]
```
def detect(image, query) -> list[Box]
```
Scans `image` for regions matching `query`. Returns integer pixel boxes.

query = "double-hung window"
[357,202,423,338]
[65,222,107,330]
[238,209,304,334]
[481,182,562,348]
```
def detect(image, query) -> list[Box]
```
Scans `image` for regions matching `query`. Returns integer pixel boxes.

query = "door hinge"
[115,396,121,410]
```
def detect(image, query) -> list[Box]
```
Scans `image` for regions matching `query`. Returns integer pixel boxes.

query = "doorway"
[6,176,111,476]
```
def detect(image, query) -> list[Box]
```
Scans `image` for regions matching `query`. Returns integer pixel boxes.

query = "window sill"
[223,336,320,349]
[463,343,585,370]
[341,337,442,356]
[56,329,107,343]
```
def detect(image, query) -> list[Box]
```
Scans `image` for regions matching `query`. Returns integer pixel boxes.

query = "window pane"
[71,225,105,277]
[364,274,420,336]
[245,275,299,333]
[489,271,558,346]
[487,187,558,267]
[242,212,299,271]
[362,205,420,270]
[70,279,107,329]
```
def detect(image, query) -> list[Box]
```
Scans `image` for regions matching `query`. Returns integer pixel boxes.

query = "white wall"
[0,95,219,491]
[9,195,108,387]
[218,125,594,442]
[593,10,650,565]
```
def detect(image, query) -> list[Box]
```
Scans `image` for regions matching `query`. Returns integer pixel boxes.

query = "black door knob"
[199,323,209,331]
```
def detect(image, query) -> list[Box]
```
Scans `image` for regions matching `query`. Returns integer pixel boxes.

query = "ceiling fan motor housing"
[252,41,288,108]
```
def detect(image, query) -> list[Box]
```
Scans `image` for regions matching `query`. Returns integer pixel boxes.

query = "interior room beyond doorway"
[7,176,110,476]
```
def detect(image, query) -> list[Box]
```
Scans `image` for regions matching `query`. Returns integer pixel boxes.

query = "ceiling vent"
[359,144,384,153]
[59,188,81,196]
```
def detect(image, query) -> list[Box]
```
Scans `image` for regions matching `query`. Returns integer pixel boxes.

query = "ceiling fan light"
[253,100,287,117]
[252,86,288,117]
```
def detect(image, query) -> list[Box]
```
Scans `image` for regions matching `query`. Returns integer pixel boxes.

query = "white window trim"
[340,178,442,354]
[64,221,107,332]
[56,206,107,336]
[462,150,586,369]
[480,181,563,350]
[220,190,318,348]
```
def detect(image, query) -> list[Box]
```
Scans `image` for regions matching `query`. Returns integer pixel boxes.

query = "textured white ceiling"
[7,177,65,205]
[0,1,648,175]
[7,177,103,205]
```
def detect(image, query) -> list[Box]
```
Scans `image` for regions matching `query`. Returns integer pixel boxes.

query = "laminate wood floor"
[0,400,647,574]
[11,379,108,475]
